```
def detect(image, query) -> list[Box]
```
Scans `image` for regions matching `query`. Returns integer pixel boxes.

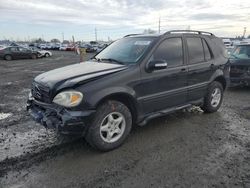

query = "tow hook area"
[27,99,96,134]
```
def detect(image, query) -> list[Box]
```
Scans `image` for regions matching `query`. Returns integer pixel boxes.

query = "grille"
[31,82,51,103]
[230,65,249,77]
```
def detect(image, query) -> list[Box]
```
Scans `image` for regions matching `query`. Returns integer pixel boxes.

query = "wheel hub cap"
[100,112,126,143]
[211,88,222,108]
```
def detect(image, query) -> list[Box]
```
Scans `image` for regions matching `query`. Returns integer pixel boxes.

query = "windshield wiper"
[100,58,125,65]
[91,57,101,61]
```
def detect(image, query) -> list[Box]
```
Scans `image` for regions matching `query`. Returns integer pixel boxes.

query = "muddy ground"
[0,51,250,188]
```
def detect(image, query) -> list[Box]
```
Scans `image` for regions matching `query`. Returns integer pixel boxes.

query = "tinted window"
[202,39,212,60]
[19,47,28,52]
[187,37,204,64]
[152,38,183,68]
[10,47,18,52]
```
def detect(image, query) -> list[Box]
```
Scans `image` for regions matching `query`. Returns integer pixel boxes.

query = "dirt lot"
[0,51,250,188]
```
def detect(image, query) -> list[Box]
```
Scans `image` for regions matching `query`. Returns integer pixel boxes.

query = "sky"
[0,0,249,42]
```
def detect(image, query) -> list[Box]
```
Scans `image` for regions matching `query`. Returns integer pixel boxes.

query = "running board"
[138,99,203,126]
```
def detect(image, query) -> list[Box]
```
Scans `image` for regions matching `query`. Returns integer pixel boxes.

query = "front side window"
[230,45,250,60]
[95,37,154,64]
[151,37,183,68]
[187,37,205,64]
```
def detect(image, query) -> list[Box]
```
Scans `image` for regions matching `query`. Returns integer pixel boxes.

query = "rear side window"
[152,38,183,68]
[202,39,212,61]
[10,47,18,52]
[187,37,204,64]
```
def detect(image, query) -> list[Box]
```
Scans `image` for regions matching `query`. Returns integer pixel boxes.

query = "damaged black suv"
[229,44,250,86]
[27,30,230,151]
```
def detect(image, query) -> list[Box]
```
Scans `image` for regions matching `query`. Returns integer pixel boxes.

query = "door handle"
[181,68,186,72]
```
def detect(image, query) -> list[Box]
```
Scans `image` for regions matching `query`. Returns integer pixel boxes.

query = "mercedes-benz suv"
[27,30,230,151]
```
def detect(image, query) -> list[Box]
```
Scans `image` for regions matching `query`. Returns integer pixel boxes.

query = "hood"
[229,58,250,66]
[34,61,127,89]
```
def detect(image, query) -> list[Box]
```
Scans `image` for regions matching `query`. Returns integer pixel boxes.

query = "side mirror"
[147,60,168,72]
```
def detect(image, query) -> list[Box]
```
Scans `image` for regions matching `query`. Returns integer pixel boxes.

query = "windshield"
[95,37,154,64]
[230,45,250,60]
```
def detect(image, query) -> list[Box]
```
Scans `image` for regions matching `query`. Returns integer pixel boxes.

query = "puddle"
[243,107,250,120]
[0,113,12,120]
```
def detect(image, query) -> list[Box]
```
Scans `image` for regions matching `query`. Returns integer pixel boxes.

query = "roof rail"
[164,30,214,36]
[123,34,140,38]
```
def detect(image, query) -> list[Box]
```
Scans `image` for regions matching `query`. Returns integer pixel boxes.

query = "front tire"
[45,53,50,57]
[86,100,132,151]
[201,81,224,113]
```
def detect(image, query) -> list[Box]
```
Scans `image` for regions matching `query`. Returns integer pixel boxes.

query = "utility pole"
[95,28,97,41]
[243,27,246,39]
[158,17,161,34]
[62,32,64,42]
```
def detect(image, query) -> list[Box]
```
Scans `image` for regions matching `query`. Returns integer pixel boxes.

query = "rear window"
[187,37,204,64]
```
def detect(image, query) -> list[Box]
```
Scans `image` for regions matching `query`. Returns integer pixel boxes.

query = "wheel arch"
[213,76,227,90]
[95,92,139,125]
[210,69,227,90]
[4,54,12,60]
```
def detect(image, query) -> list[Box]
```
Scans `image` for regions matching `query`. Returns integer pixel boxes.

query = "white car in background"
[29,47,52,57]
[39,44,46,49]
[59,44,68,51]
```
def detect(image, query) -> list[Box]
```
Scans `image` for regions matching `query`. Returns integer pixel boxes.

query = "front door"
[139,37,188,114]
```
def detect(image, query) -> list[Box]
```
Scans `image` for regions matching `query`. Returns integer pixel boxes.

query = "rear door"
[185,36,214,101]
[139,37,188,114]
[9,47,21,59]
[18,47,31,58]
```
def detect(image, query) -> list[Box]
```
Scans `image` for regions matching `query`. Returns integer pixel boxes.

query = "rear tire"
[45,53,50,57]
[4,55,12,61]
[31,54,37,59]
[86,100,132,151]
[201,81,224,113]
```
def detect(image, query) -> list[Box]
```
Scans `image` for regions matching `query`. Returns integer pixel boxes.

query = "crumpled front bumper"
[26,98,95,135]
[230,74,250,87]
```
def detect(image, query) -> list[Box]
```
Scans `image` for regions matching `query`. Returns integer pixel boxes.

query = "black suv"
[27,30,230,151]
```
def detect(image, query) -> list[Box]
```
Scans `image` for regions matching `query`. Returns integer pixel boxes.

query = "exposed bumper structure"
[230,75,250,87]
[26,98,95,135]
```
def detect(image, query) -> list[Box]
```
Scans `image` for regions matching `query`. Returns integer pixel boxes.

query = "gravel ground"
[0,51,250,188]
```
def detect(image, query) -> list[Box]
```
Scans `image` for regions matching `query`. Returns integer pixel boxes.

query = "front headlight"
[53,91,83,107]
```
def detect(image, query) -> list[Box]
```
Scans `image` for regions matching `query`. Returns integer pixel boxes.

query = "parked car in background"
[59,44,68,51]
[66,45,76,51]
[95,43,109,53]
[39,44,47,49]
[51,43,61,50]
[0,46,39,60]
[29,47,52,58]
[27,30,229,151]
[229,44,250,87]
[81,44,96,53]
